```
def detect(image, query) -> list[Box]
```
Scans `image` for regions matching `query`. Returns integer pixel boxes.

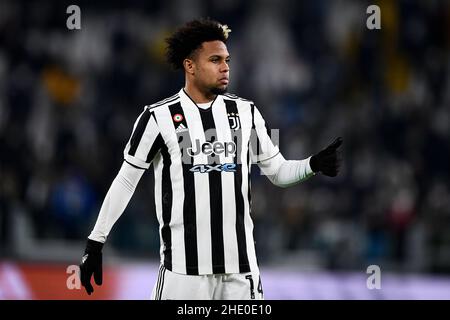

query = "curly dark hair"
[165,18,228,70]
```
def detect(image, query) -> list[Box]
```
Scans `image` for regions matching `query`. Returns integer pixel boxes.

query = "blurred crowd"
[1,0,449,274]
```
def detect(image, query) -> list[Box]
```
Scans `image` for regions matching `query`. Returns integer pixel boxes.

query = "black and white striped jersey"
[123,88,279,275]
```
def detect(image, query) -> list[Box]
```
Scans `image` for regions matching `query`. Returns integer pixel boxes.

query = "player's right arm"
[79,107,164,295]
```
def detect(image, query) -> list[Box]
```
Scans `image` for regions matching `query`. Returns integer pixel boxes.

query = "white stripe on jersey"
[180,94,213,275]
[134,115,160,165]
[153,151,164,259]
[154,105,187,275]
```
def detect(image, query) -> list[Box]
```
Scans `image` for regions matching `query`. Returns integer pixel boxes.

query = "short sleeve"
[249,104,280,163]
[123,107,164,169]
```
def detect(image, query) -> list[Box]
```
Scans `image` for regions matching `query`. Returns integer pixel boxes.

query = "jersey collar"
[179,88,221,112]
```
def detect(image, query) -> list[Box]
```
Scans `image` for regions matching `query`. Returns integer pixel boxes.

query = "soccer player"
[79,18,342,300]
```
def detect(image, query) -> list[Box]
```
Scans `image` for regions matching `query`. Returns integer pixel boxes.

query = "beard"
[209,86,228,95]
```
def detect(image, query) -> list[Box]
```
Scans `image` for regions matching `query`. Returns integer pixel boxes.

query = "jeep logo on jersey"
[187,140,236,157]
[227,112,241,130]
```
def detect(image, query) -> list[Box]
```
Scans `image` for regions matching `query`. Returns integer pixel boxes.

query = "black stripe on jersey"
[168,102,199,275]
[199,108,225,274]
[128,109,151,156]
[146,134,164,163]
[247,133,255,272]
[160,143,173,271]
[262,109,272,139]
[250,104,264,163]
[251,104,255,129]
[224,99,250,273]
[149,93,180,109]
[250,104,258,157]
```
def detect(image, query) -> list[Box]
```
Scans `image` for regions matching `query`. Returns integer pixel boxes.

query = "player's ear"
[183,58,195,75]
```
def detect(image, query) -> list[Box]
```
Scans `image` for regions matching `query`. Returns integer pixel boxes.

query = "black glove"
[79,239,103,295]
[310,137,343,177]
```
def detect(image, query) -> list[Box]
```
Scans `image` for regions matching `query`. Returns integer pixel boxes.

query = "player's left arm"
[258,136,343,188]
[250,105,342,186]
[258,153,315,187]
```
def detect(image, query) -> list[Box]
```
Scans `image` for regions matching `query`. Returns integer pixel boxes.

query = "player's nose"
[221,61,229,72]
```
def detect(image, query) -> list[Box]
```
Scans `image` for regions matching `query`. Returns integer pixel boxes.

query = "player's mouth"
[219,77,229,85]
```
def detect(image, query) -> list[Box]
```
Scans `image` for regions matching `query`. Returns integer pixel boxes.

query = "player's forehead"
[198,40,229,58]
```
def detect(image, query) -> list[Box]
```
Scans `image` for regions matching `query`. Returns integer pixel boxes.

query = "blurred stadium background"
[1,0,450,299]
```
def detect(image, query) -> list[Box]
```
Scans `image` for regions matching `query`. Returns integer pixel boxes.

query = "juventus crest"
[227,112,241,130]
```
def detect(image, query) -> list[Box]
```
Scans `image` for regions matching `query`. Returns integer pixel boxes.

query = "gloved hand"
[310,137,343,177]
[79,239,103,295]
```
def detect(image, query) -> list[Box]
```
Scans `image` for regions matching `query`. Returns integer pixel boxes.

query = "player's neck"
[184,83,216,104]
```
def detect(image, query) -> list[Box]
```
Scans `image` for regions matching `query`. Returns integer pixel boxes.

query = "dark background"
[1,0,449,281]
